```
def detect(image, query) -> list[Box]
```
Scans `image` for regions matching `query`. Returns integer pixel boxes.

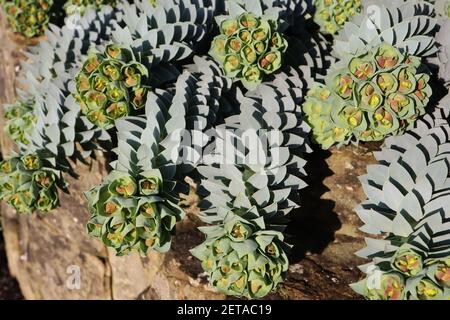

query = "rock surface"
[0,13,377,300]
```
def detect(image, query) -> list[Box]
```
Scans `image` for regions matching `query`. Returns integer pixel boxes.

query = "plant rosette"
[74,44,150,129]
[209,12,288,90]
[303,43,432,149]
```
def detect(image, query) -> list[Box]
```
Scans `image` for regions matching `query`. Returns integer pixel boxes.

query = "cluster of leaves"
[85,53,231,255]
[3,99,37,145]
[0,154,63,213]
[0,0,53,37]
[352,98,450,299]
[2,0,450,301]
[191,66,311,298]
[74,45,149,129]
[0,5,121,216]
[86,169,184,255]
[209,11,287,89]
[313,0,361,35]
[303,43,431,148]
[64,0,117,16]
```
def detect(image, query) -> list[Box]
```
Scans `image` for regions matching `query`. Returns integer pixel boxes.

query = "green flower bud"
[220,18,239,36]
[337,105,363,128]
[105,101,128,120]
[333,73,354,99]
[258,51,282,74]
[349,57,375,80]
[131,88,147,109]
[269,32,287,52]
[36,189,58,212]
[213,238,232,257]
[76,73,90,93]
[252,27,269,42]
[87,110,109,128]
[413,74,431,104]
[248,271,272,298]
[374,44,402,69]
[83,54,101,74]
[242,65,262,85]
[366,273,405,300]
[102,61,123,81]
[223,54,242,74]
[434,260,450,288]
[238,29,252,43]
[105,83,126,102]
[106,44,127,60]
[249,42,263,57]
[386,93,414,118]
[21,154,41,171]
[226,221,252,242]
[0,159,15,174]
[375,73,397,94]
[209,35,228,62]
[32,170,55,189]
[90,74,108,92]
[264,242,280,258]
[108,174,137,198]
[416,279,442,300]
[239,13,259,29]
[226,37,243,53]
[138,174,161,196]
[359,83,383,110]
[370,108,396,136]
[392,248,423,276]
[397,67,417,94]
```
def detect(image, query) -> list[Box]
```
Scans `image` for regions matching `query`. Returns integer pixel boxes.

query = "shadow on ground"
[287,148,340,263]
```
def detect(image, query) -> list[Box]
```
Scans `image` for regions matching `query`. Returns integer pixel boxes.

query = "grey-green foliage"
[334,0,438,60]
[429,0,450,17]
[70,0,215,129]
[434,19,450,84]
[0,6,120,215]
[191,69,310,298]
[85,55,232,255]
[112,0,214,74]
[352,93,450,300]
[21,6,120,171]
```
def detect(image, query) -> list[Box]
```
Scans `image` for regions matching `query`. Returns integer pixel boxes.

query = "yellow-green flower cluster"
[74,45,149,129]
[303,43,432,149]
[0,0,53,38]
[355,252,449,300]
[0,155,59,214]
[63,0,117,16]
[85,170,184,256]
[191,213,289,299]
[313,0,361,35]
[209,12,287,90]
[3,100,37,145]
